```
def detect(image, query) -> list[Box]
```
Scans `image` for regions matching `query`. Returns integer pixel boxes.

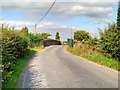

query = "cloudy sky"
[1,0,118,41]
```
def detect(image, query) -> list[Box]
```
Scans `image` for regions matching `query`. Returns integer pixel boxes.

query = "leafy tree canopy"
[55,32,60,41]
[20,27,29,35]
[74,30,91,41]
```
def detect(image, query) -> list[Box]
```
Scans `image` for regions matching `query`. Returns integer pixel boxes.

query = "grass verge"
[65,44,120,71]
[2,46,44,88]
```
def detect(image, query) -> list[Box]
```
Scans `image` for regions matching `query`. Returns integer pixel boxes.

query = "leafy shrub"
[88,37,100,51]
[1,25,51,82]
[99,23,120,60]
[2,25,29,82]
[88,37,99,46]
[28,33,43,48]
[28,33,51,48]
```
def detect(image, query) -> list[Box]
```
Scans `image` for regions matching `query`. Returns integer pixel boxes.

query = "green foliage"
[117,1,120,31]
[2,25,29,83]
[36,33,51,39]
[99,22,120,60]
[89,2,120,61]
[28,33,42,48]
[88,37,100,51]
[2,46,44,88]
[74,30,91,41]
[88,37,99,46]
[1,24,49,88]
[28,33,51,48]
[55,32,60,41]
[20,27,29,35]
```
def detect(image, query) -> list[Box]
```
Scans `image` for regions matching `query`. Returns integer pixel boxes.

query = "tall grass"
[65,43,120,71]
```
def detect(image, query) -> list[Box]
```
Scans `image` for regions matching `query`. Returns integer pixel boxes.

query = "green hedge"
[28,33,43,48]
[99,23,120,61]
[1,25,50,83]
[2,26,29,82]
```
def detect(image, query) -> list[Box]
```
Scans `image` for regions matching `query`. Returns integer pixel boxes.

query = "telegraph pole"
[35,24,37,34]
[71,25,73,39]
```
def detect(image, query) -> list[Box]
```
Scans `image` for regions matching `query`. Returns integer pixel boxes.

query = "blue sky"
[1,0,118,41]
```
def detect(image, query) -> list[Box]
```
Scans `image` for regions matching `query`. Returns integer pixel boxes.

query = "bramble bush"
[2,25,29,82]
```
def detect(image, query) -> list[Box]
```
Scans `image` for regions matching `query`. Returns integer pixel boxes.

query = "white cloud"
[2,20,78,31]
[2,20,34,27]
[2,1,117,24]
[1,0,117,40]
[92,18,110,24]
[36,22,78,31]
[2,0,117,2]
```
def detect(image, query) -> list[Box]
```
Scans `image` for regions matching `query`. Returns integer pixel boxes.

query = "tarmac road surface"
[18,45,118,88]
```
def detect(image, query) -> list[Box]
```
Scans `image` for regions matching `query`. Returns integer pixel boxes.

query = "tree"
[99,22,120,60]
[55,32,60,41]
[20,27,29,35]
[116,1,120,60]
[117,1,120,31]
[74,30,91,41]
[36,33,51,39]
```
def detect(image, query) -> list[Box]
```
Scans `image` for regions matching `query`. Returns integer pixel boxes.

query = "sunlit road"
[18,45,118,88]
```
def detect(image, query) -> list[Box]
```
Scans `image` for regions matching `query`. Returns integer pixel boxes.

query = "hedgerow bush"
[2,25,29,82]
[28,33,51,48]
[88,37,100,51]
[1,25,51,83]
[28,33,43,48]
[99,23,120,61]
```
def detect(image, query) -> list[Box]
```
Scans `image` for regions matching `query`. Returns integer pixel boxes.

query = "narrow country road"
[18,45,118,88]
